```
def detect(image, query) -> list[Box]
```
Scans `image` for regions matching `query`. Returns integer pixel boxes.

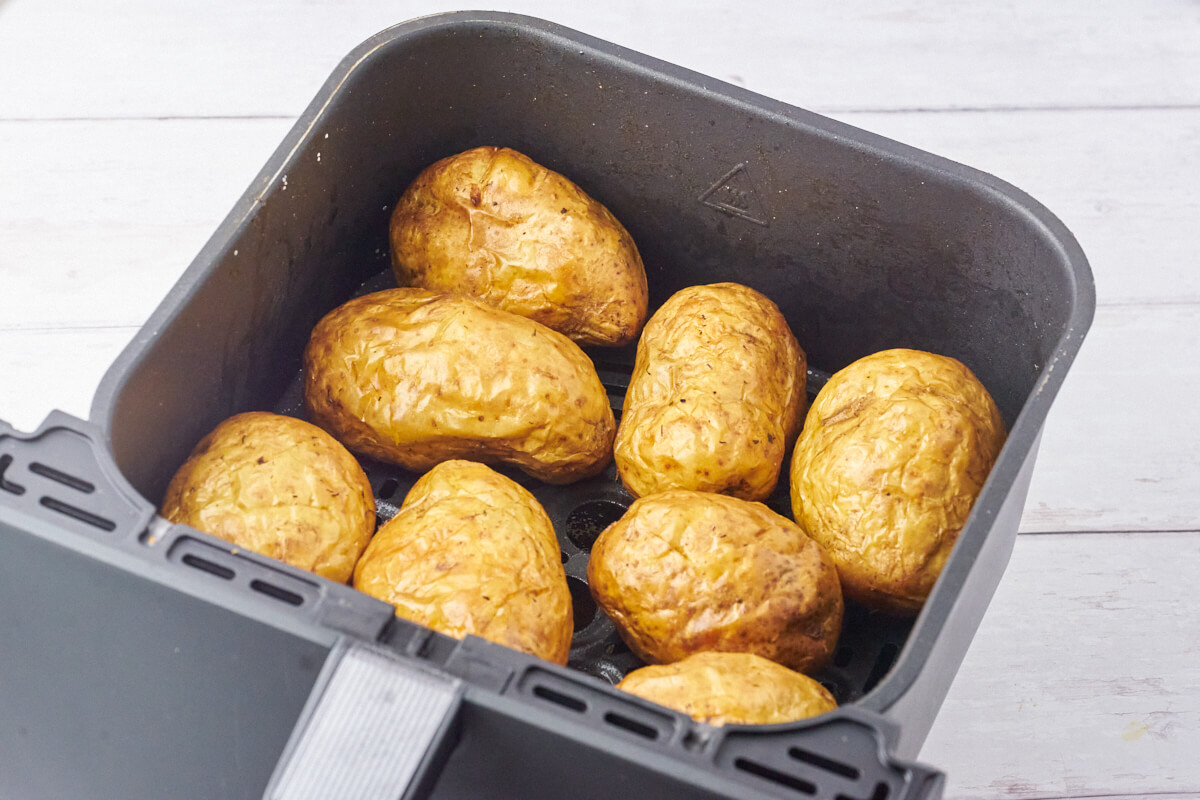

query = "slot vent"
[603,711,659,741]
[734,758,816,795]
[39,496,116,531]
[532,684,587,713]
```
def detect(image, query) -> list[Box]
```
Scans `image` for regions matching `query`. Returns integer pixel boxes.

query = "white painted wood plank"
[923,531,1200,799]
[0,327,137,434]
[1022,303,1200,534]
[0,118,292,330]
[1,0,1199,120]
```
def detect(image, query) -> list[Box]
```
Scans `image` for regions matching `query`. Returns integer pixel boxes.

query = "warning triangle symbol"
[698,162,769,226]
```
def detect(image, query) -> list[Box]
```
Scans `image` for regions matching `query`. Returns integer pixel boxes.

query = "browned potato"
[304,288,615,484]
[618,652,837,726]
[790,348,1007,614]
[588,490,842,674]
[353,460,572,664]
[614,283,805,501]
[161,412,375,584]
[390,146,648,347]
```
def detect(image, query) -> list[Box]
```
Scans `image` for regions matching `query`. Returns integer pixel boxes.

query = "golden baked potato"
[614,283,805,501]
[588,490,842,674]
[790,348,1007,614]
[390,146,648,347]
[161,412,375,584]
[353,460,572,664]
[304,288,615,484]
[618,651,837,726]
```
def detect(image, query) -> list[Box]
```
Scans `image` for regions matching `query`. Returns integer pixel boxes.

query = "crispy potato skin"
[390,146,648,347]
[161,412,375,584]
[614,283,805,501]
[588,490,842,674]
[618,651,837,726]
[303,288,615,484]
[353,460,572,664]
[790,348,1007,614]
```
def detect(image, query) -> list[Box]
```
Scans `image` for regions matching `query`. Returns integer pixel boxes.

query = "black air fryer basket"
[0,12,1094,800]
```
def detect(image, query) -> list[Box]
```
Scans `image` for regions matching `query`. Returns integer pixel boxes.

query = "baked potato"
[161,412,375,584]
[304,288,615,484]
[353,460,572,664]
[790,348,1007,614]
[390,146,648,347]
[588,490,842,674]
[618,651,837,726]
[614,283,805,501]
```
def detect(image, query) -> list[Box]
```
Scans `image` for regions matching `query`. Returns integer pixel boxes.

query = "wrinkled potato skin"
[790,349,1007,615]
[614,283,806,501]
[390,146,648,347]
[588,490,842,674]
[618,652,837,726]
[304,288,615,484]
[161,412,375,584]
[353,460,572,664]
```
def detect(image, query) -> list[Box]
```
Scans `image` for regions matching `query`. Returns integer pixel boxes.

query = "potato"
[390,146,648,347]
[304,288,616,484]
[353,460,572,664]
[618,652,836,726]
[161,412,375,584]
[790,348,1007,614]
[614,283,805,501]
[588,490,842,674]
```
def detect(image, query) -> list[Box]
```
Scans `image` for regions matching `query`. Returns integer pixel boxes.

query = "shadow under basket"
[0,10,1093,800]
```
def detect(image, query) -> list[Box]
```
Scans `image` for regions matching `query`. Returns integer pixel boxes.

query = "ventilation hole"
[734,758,816,795]
[604,638,631,656]
[181,553,235,580]
[0,454,26,495]
[567,575,597,630]
[39,496,116,531]
[566,500,627,550]
[249,579,304,606]
[560,549,570,564]
[29,462,94,493]
[819,680,840,698]
[833,645,853,668]
[836,784,889,800]
[532,684,587,713]
[864,643,901,693]
[377,477,399,500]
[603,711,659,740]
[789,747,860,780]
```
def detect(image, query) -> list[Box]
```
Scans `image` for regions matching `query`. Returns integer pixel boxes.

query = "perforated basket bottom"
[274,271,912,705]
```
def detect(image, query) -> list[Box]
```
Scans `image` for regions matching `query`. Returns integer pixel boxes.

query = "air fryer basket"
[59,9,1093,797]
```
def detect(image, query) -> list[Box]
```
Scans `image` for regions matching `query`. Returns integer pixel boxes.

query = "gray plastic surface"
[0,410,154,540]
[0,506,329,800]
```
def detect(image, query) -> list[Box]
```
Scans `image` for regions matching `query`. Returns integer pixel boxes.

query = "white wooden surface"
[1,2,1196,798]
